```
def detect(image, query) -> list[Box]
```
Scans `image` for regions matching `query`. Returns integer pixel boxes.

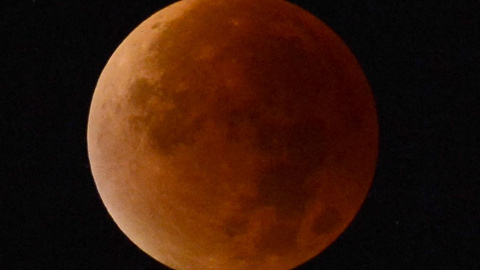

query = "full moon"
[87,0,378,269]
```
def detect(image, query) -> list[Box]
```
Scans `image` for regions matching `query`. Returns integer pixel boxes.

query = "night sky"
[2,0,479,269]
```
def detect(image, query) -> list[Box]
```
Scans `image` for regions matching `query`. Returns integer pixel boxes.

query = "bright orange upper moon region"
[87,0,378,269]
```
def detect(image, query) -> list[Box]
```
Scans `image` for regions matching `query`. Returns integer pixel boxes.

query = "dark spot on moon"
[149,110,204,155]
[258,222,298,256]
[311,207,341,235]
[224,216,249,237]
[128,77,206,155]
[257,121,326,219]
[129,77,159,107]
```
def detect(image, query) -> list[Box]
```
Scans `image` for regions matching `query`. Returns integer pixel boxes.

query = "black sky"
[2,0,479,269]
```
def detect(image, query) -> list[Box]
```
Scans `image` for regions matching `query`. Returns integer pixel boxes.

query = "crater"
[151,22,163,30]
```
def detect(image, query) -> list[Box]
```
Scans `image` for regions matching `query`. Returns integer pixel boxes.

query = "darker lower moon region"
[87,0,378,269]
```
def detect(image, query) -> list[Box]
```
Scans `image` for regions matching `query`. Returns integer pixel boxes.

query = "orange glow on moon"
[87,0,378,269]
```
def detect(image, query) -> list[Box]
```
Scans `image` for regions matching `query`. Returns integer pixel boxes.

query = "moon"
[87,0,378,269]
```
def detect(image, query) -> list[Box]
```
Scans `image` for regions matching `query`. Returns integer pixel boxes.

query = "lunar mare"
[87,0,378,269]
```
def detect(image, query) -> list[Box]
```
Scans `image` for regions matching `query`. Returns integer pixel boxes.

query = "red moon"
[87,0,378,269]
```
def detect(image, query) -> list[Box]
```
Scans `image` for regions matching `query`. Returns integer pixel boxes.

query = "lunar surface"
[87,0,378,269]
